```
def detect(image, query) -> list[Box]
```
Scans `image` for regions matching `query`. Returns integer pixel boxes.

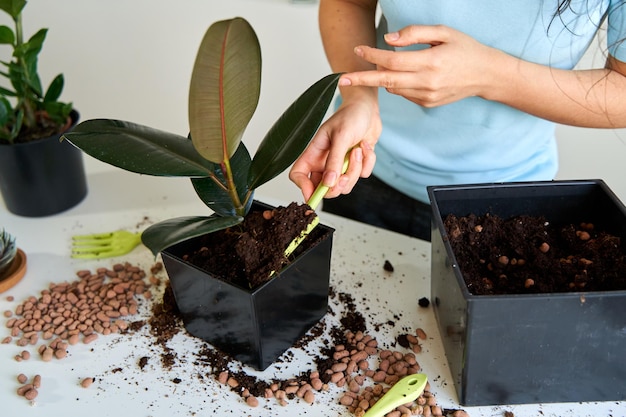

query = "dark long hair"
[552,0,625,51]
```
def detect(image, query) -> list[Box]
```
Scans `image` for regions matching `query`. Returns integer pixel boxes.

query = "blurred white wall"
[5,0,625,205]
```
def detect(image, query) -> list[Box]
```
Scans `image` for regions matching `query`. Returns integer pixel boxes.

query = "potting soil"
[182,202,319,289]
[444,213,626,295]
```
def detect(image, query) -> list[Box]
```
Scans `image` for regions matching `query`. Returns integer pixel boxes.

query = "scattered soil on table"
[444,213,626,295]
[183,202,319,289]
[146,283,466,416]
[418,297,430,308]
[147,284,181,370]
[149,283,368,395]
[0,211,463,415]
[2,256,468,415]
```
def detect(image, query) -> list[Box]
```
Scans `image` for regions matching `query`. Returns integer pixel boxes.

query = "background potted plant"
[63,17,340,370]
[0,0,87,217]
[428,179,626,406]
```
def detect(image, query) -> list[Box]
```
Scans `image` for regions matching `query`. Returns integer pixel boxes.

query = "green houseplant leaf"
[0,25,14,44]
[141,215,244,257]
[14,28,46,97]
[248,73,341,190]
[189,17,261,164]
[0,0,26,20]
[192,142,253,216]
[66,119,216,177]
[43,73,64,102]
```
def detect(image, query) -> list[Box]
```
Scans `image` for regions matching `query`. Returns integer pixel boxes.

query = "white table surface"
[1,160,624,417]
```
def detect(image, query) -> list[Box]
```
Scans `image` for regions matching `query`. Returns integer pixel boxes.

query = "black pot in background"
[0,110,87,217]
[428,180,626,406]
[161,201,334,371]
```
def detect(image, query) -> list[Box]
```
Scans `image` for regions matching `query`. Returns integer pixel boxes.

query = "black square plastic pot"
[0,110,87,217]
[428,180,626,406]
[161,202,334,371]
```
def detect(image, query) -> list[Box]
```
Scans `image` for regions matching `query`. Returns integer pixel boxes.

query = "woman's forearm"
[487,51,626,128]
[319,0,379,102]
[319,0,378,72]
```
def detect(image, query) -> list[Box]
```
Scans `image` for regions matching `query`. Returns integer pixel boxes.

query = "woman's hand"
[341,24,626,128]
[339,24,503,107]
[289,89,381,201]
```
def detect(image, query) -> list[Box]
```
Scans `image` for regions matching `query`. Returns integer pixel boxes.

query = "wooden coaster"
[0,248,27,293]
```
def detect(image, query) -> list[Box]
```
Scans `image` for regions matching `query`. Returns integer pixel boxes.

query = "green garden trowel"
[283,152,351,258]
[364,373,428,417]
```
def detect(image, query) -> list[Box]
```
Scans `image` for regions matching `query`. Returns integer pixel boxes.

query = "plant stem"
[221,159,245,216]
[14,12,35,130]
[14,13,22,45]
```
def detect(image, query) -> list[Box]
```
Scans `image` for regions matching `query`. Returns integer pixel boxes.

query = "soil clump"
[183,202,319,289]
[444,213,626,295]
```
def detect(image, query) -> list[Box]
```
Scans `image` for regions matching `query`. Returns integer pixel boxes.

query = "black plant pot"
[161,202,334,371]
[428,180,626,406]
[0,110,87,217]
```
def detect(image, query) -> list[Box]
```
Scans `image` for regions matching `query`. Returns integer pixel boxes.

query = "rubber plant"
[0,0,73,144]
[63,17,340,257]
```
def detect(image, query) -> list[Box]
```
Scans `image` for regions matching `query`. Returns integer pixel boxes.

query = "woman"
[289,0,626,240]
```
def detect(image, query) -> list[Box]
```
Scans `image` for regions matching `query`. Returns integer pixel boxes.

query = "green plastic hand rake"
[71,230,142,259]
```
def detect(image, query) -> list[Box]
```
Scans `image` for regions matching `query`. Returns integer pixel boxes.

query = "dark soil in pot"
[181,201,320,289]
[444,213,626,295]
[8,111,72,144]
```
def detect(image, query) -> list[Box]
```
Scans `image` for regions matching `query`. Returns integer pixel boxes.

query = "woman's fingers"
[339,24,494,106]
[325,146,363,197]
[326,142,377,197]
[360,140,376,177]
[383,24,451,47]
[290,91,382,200]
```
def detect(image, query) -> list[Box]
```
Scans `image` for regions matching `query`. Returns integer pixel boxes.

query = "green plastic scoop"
[363,373,429,417]
[283,153,350,258]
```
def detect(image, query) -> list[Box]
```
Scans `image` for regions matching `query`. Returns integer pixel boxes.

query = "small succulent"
[0,228,17,276]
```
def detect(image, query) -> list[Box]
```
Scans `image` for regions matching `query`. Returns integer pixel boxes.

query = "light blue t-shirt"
[371,0,626,203]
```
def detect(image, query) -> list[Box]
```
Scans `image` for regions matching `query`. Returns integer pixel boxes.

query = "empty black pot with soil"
[161,201,334,370]
[428,179,626,406]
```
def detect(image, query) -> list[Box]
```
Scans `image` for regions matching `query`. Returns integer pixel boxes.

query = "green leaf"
[141,215,243,257]
[188,17,261,164]
[62,119,216,177]
[0,0,26,20]
[16,28,46,96]
[21,28,46,57]
[0,25,14,44]
[43,73,63,102]
[42,100,72,124]
[248,72,341,189]
[7,61,24,94]
[9,108,21,138]
[0,96,11,125]
[0,85,16,97]
[191,142,253,216]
